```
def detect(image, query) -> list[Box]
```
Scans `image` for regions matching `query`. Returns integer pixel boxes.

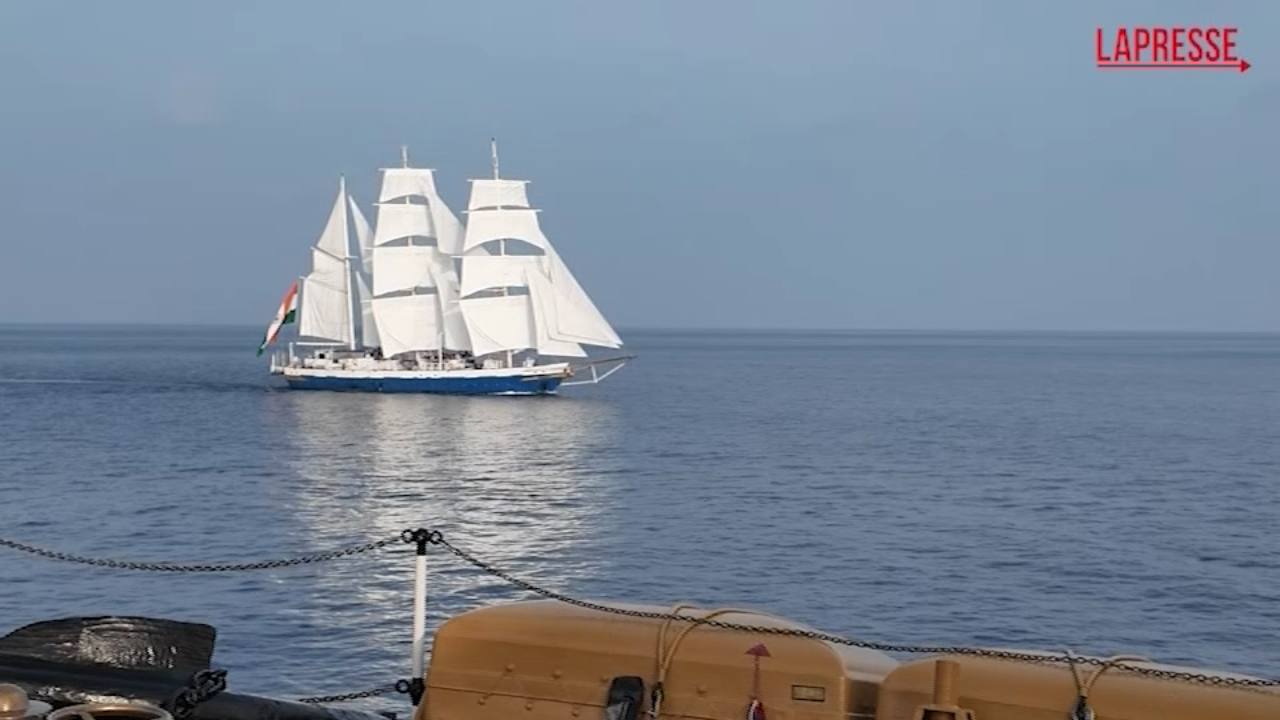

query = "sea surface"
[0,326,1276,710]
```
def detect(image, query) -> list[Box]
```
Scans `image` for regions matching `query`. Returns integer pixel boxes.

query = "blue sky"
[0,1,1276,331]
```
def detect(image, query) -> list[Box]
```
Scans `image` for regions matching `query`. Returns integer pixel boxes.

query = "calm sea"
[0,326,1276,709]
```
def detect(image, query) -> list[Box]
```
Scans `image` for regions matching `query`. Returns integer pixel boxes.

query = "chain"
[0,535,400,572]
[296,683,400,704]
[166,669,227,720]
[428,533,1280,690]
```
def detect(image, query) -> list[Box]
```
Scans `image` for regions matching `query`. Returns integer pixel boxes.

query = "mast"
[348,194,379,351]
[411,142,444,370]
[396,144,443,369]
[492,137,515,369]
[341,174,356,351]
[298,176,358,348]
[400,145,422,367]
[369,147,465,360]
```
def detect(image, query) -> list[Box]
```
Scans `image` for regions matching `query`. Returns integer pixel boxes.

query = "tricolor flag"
[257,281,299,356]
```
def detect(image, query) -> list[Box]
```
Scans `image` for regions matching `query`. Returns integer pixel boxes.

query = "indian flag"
[257,281,299,356]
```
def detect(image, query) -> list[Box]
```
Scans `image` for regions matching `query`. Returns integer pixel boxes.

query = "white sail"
[298,274,351,345]
[376,166,465,255]
[461,208,550,254]
[422,185,468,348]
[440,292,470,350]
[373,203,433,246]
[314,179,351,260]
[459,255,545,298]
[378,168,439,203]
[353,271,379,348]
[430,252,471,351]
[459,294,534,357]
[458,226,537,356]
[542,247,623,349]
[467,178,531,211]
[525,266,588,357]
[367,156,472,356]
[457,151,620,360]
[296,179,355,346]
[431,200,466,257]
[347,194,379,348]
[372,245,441,296]
[371,294,442,358]
[456,163,546,359]
[349,194,375,271]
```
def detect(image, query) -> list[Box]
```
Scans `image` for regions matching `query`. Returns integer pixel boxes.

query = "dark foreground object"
[0,617,389,720]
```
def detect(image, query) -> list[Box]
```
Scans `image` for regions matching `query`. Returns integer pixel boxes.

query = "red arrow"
[1096,59,1250,73]
[746,644,771,702]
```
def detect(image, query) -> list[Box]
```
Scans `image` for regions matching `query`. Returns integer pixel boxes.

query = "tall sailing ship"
[257,141,631,395]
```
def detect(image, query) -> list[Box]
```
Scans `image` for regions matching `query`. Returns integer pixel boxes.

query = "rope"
[1066,652,1152,720]
[658,606,751,684]
[650,606,752,719]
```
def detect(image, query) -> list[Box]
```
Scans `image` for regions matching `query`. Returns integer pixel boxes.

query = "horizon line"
[0,320,1276,337]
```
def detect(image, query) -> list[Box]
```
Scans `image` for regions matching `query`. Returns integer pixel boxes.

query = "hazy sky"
[1,1,1276,332]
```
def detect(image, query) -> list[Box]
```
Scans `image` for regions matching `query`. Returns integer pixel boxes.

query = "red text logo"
[1096,26,1250,72]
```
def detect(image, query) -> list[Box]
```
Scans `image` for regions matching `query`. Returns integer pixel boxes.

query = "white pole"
[490,138,517,370]
[412,551,426,680]
[405,528,432,706]
[338,175,357,352]
[344,256,357,352]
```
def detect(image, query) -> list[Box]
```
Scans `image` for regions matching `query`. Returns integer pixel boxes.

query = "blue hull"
[282,373,564,396]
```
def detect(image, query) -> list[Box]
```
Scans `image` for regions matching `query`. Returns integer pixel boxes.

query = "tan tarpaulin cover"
[875,655,1280,720]
[418,599,897,720]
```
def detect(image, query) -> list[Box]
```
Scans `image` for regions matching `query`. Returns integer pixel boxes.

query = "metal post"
[412,551,426,680]
[402,529,435,707]
[917,659,970,720]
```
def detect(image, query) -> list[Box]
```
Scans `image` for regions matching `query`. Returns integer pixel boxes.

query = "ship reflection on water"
[260,390,622,693]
